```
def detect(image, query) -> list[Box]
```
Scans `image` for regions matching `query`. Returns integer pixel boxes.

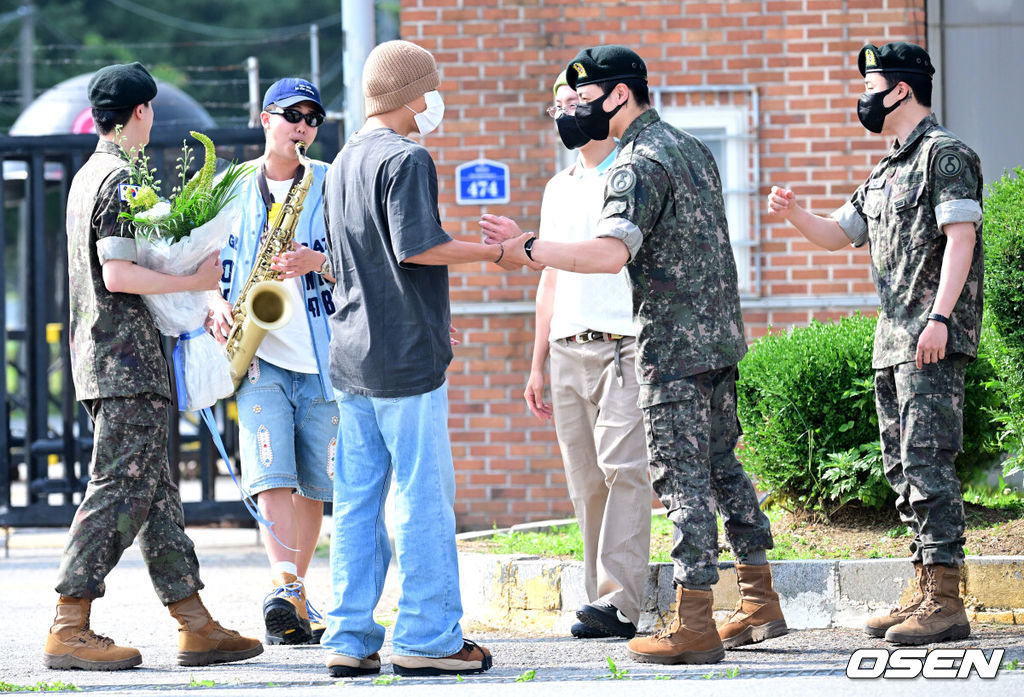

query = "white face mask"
[408,90,445,135]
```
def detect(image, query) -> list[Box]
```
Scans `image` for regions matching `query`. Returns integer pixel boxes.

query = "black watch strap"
[524,236,536,261]
[927,312,949,325]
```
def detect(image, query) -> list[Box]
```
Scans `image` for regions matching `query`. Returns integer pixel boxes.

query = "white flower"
[136,200,172,223]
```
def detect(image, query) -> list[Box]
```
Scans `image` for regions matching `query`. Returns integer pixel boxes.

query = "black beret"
[566,45,647,90]
[88,62,158,110]
[858,42,935,78]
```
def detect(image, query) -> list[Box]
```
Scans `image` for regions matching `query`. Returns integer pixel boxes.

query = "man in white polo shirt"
[481,71,651,640]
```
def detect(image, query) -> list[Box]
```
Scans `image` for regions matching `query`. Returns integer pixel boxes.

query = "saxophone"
[224,141,313,388]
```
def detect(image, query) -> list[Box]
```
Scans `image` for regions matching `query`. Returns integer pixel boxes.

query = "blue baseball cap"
[263,78,325,115]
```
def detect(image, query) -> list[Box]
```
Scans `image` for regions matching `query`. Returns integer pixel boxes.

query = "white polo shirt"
[539,149,636,342]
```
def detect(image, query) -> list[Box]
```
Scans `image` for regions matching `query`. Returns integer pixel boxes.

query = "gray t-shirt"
[323,128,454,398]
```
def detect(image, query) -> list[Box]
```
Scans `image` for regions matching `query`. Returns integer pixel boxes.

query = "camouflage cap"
[858,42,935,78]
[565,45,647,90]
[87,62,158,110]
[552,70,570,98]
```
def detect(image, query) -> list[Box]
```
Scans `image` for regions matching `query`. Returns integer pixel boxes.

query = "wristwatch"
[317,254,332,277]
[927,312,949,325]
[524,236,536,261]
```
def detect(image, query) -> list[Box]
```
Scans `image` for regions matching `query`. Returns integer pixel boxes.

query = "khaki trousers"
[549,337,651,624]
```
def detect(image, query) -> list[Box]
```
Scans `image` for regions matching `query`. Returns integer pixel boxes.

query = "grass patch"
[485,524,585,559]
[0,682,80,693]
[458,491,1024,561]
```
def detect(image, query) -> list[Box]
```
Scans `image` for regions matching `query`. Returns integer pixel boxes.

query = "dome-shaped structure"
[9,73,217,136]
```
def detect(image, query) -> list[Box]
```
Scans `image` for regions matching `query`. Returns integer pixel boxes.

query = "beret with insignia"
[88,62,158,110]
[858,42,935,78]
[566,45,647,90]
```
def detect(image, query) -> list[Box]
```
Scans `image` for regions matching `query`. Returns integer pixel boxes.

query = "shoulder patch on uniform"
[608,168,636,196]
[117,183,139,201]
[935,150,965,179]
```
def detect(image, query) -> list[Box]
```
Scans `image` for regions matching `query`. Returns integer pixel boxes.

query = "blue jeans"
[236,358,336,502]
[323,382,464,659]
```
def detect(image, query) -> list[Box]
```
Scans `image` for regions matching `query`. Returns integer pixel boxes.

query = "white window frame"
[659,103,755,294]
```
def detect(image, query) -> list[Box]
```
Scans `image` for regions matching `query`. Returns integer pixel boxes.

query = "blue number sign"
[456,159,510,205]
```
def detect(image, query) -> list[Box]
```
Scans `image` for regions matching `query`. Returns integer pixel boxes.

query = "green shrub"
[982,167,1024,473]
[737,314,1003,511]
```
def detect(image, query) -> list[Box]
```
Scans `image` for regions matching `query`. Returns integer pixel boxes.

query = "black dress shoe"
[576,601,637,639]
[571,621,613,639]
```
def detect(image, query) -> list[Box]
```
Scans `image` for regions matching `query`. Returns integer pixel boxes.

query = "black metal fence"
[1,124,341,527]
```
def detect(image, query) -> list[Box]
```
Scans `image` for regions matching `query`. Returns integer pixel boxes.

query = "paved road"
[3,527,1023,694]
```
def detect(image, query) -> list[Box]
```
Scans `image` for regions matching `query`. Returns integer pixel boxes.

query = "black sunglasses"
[266,107,325,128]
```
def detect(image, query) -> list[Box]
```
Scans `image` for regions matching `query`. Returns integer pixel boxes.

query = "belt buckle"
[573,331,592,344]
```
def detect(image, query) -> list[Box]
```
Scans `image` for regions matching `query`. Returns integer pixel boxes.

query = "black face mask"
[556,113,590,149]
[857,83,909,134]
[573,89,625,141]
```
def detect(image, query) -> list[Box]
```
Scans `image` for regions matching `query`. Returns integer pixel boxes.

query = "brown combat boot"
[865,562,924,637]
[168,593,263,666]
[718,563,789,648]
[43,596,142,671]
[884,564,970,645]
[263,572,312,645]
[626,586,725,664]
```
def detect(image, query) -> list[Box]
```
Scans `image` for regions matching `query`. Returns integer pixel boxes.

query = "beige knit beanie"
[362,40,439,117]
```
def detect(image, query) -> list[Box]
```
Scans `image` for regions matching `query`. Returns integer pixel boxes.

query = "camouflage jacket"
[832,114,984,369]
[596,109,747,407]
[66,140,170,401]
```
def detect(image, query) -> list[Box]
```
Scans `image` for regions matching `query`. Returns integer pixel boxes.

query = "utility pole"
[246,56,260,128]
[19,0,35,110]
[310,24,321,89]
[342,0,375,139]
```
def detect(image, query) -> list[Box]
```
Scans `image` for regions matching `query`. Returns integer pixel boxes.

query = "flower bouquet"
[119,131,253,411]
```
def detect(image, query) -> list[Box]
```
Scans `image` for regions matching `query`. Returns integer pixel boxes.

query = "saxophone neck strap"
[256,160,305,223]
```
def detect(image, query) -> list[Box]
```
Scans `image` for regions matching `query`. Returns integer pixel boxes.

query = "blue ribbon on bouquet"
[172,326,208,412]
[197,407,299,552]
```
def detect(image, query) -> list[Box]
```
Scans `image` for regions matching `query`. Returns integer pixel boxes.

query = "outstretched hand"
[766,185,797,218]
[479,214,523,245]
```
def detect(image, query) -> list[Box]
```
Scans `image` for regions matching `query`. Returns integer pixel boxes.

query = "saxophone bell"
[226,280,294,386]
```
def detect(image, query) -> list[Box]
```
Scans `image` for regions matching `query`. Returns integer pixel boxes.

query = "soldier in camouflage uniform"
[487,46,788,665]
[768,42,983,646]
[44,62,262,671]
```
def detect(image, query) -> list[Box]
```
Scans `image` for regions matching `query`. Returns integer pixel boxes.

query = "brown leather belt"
[559,331,629,387]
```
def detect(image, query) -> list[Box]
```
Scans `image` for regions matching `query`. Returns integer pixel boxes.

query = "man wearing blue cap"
[767,41,983,646]
[208,78,336,647]
[46,61,262,671]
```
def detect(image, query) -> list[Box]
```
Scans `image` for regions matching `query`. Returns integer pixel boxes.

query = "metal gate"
[1,125,340,527]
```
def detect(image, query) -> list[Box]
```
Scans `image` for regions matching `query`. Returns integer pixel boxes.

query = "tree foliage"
[0,1,400,130]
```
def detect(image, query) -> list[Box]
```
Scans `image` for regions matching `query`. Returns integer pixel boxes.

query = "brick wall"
[399,0,926,529]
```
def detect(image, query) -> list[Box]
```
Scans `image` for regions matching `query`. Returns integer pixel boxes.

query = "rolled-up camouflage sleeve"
[929,143,983,231]
[596,157,669,261]
[93,172,138,265]
[830,180,869,247]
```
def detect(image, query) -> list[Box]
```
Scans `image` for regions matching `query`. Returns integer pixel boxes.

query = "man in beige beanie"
[321,39,526,678]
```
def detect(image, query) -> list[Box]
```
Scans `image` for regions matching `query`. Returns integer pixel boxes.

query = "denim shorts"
[236,357,337,502]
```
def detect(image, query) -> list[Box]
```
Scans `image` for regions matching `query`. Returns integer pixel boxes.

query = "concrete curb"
[457,553,1024,635]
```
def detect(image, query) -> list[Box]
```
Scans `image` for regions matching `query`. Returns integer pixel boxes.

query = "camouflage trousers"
[642,365,773,587]
[54,394,203,605]
[875,358,967,567]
